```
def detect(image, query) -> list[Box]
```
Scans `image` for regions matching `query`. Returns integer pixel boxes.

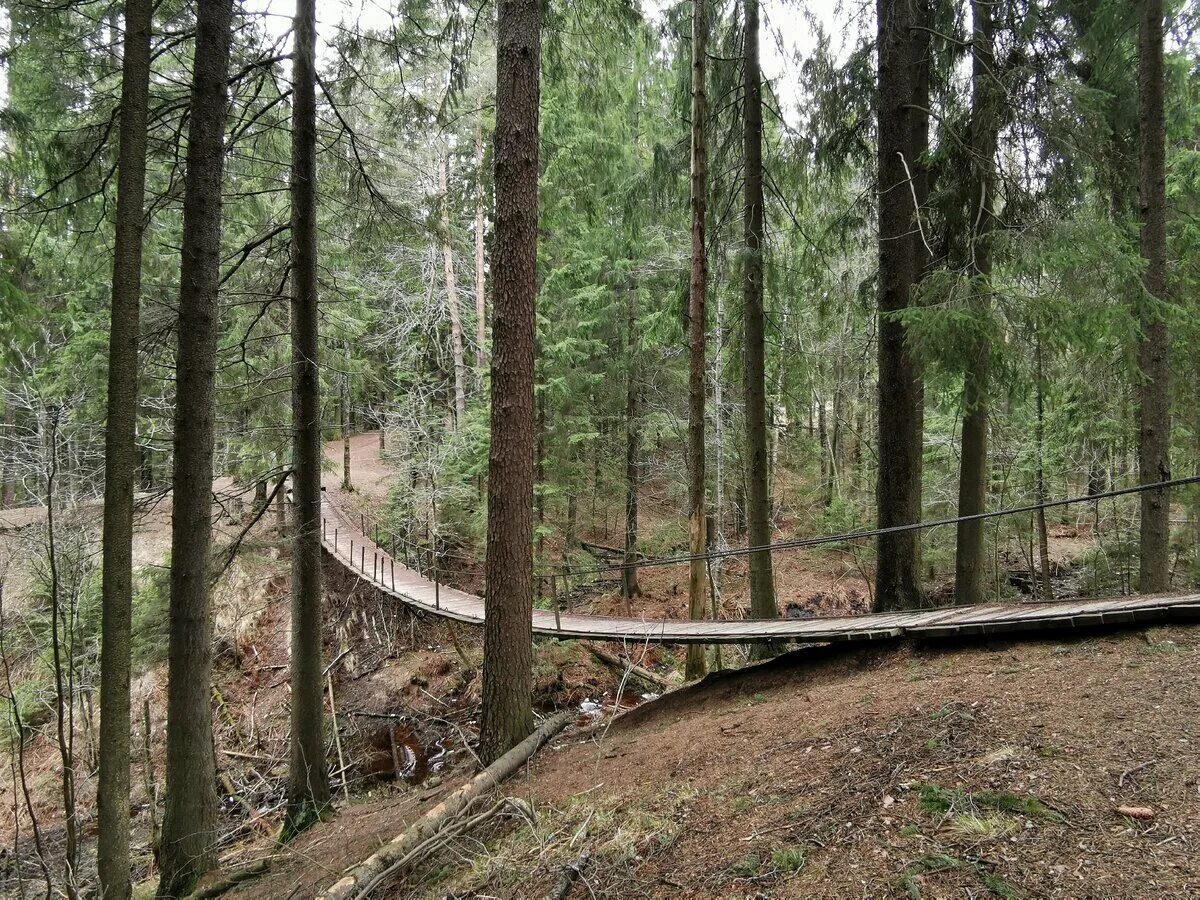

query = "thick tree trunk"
[157,0,233,894]
[1137,0,1170,593]
[623,286,641,604]
[954,0,998,607]
[440,154,468,422]
[874,0,927,611]
[97,2,151,896]
[474,110,487,369]
[286,0,330,830]
[685,0,709,681]
[479,0,540,765]
[743,0,777,630]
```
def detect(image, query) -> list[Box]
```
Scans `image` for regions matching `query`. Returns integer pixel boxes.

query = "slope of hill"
[227,623,1200,898]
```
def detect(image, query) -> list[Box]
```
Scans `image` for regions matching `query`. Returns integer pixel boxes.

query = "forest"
[0,0,1197,895]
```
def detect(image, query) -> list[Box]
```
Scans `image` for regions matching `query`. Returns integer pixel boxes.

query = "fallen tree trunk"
[584,643,672,691]
[318,709,574,900]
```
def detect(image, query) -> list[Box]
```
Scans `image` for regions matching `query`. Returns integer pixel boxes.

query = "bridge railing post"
[390,558,395,590]
[551,571,561,632]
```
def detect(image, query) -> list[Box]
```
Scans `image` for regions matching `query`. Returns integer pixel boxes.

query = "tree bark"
[286,0,330,830]
[1,401,14,508]
[874,0,927,611]
[341,374,351,490]
[685,0,709,681]
[474,109,487,369]
[743,0,777,631]
[623,286,641,604]
[440,154,468,422]
[1035,341,1053,601]
[1137,0,1170,593]
[157,1,233,894]
[954,0,998,607]
[97,2,151,896]
[479,0,540,765]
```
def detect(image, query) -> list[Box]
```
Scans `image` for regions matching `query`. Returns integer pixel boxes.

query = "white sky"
[246,0,860,119]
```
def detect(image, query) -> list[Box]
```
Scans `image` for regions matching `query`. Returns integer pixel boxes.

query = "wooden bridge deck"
[319,497,1200,645]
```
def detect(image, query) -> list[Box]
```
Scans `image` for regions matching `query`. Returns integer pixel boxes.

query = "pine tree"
[953,0,1000,606]
[742,0,777,631]
[1137,0,1170,592]
[285,0,330,831]
[157,0,234,893]
[875,0,928,611]
[479,0,541,764]
[97,2,151,895]
[686,0,710,681]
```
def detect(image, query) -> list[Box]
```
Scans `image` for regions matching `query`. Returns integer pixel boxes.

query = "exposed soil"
[225,623,1200,898]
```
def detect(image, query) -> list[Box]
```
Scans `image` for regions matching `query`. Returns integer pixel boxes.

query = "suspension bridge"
[318,437,1200,645]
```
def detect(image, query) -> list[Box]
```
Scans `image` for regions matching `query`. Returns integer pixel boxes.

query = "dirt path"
[322,431,395,504]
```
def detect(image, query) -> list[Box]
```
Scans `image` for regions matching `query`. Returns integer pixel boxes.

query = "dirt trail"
[322,431,394,503]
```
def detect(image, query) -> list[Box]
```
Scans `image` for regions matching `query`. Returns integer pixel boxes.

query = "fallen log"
[318,709,574,900]
[545,849,591,900]
[585,643,672,691]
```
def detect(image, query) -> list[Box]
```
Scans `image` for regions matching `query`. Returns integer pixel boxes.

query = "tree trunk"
[1035,341,1053,601]
[286,0,330,830]
[954,0,998,607]
[157,1,233,894]
[479,0,540,765]
[97,2,151,895]
[440,154,468,423]
[874,0,926,611]
[341,375,351,491]
[623,287,641,604]
[743,0,777,630]
[1,401,14,508]
[1137,0,1170,593]
[474,109,487,369]
[685,0,709,681]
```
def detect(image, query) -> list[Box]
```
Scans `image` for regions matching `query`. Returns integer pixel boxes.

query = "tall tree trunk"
[474,110,487,369]
[1193,358,1199,585]
[46,415,79,900]
[157,1,233,894]
[1137,0,1170,593]
[1,401,14,508]
[286,0,330,830]
[341,374,351,491]
[743,0,777,631]
[440,154,468,422]
[97,2,151,895]
[1034,340,1053,600]
[685,0,709,681]
[479,0,540,765]
[954,0,998,607]
[623,286,641,604]
[874,0,926,611]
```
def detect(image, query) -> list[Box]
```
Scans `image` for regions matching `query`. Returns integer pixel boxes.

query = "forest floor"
[222,623,1200,899]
